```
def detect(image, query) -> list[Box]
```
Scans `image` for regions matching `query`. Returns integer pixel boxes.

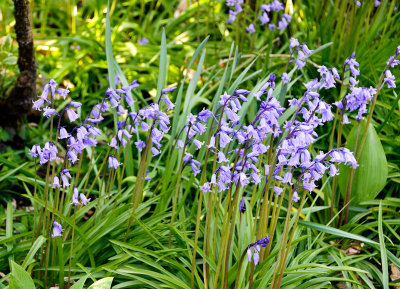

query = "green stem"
[169,125,191,247]
[270,190,294,289]
[67,210,76,286]
[342,122,361,225]
[31,159,38,246]
[275,189,308,289]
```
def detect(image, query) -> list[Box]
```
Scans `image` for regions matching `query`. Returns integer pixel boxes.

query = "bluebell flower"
[239,197,246,213]
[193,139,204,150]
[52,221,63,238]
[187,113,196,124]
[384,70,396,88]
[190,159,201,176]
[141,121,150,131]
[108,155,120,169]
[58,127,70,139]
[227,10,237,24]
[246,24,256,34]
[60,168,71,187]
[219,132,232,148]
[207,136,216,149]
[162,94,175,110]
[295,51,306,69]
[200,182,211,193]
[67,150,79,164]
[292,191,300,202]
[29,144,41,158]
[235,2,243,13]
[135,140,146,152]
[318,66,336,89]
[69,101,82,108]
[57,88,70,99]
[151,147,161,156]
[250,173,261,184]
[303,180,316,192]
[247,236,270,265]
[32,98,45,111]
[238,172,249,186]
[197,108,213,123]
[217,151,229,163]
[80,193,90,205]
[86,116,104,123]
[71,186,80,206]
[42,107,57,118]
[273,186,283,195]
[117,105,127,116]
[177,139,184,149]
[270,0,284,11]
[49,79,57,97]
[161,86,177,95]
[282,72,290,84]
[344,53,360,78]
[66,108,79,122]
[52,175,61,188]
[277,17,289,30]
[301,43,313,56]
[275,171,293,185]
[138,37,149,45]
[319,102,334,122]
[387,56,400,68]
[145,170,152,181]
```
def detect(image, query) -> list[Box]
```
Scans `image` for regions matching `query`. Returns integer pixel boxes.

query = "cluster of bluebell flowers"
[29,76,175,238]
[226,0,292,34]
[247,236,270,265]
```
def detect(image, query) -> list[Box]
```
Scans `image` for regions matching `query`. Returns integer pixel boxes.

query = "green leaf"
[3,56,17,65]
[298,220,379,245]
[378,201,389,289]
[105,1,117,133]
[70,275,88,289]
[6,202,13,257]
[9,261,35,289]
[0,163,27,183]
[87,277,113,289]
[156,28,167,101]
[338,120,388,204]
[22,236,46,269]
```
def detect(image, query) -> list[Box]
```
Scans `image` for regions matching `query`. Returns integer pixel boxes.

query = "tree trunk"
[0,0,37,127]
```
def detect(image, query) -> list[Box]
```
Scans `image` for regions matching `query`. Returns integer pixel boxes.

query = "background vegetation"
[0,0,399,288]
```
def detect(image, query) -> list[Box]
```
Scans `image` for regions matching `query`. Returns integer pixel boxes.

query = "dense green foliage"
[0,0,399,288]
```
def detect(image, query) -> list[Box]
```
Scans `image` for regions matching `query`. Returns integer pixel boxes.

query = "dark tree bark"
[0,0,37,126]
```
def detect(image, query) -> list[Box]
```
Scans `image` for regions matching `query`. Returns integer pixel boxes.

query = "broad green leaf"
[9,261,35,289]
[22,236,46,269]
[338,120,388,204]
[3,56,17,65]
[70,275,89,289]
[87,277,113,289]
